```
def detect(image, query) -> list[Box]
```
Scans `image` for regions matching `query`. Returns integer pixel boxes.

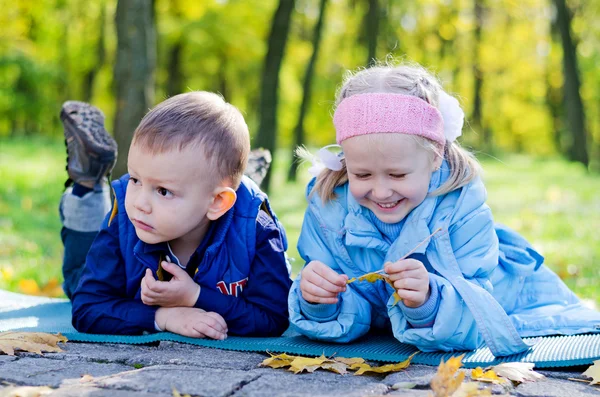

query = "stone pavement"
[0,292,599,396]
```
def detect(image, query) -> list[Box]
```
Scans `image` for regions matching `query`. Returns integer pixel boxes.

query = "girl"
[288,64,600,357]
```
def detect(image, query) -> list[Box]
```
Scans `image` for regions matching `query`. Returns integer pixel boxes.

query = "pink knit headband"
[333,93,445,146]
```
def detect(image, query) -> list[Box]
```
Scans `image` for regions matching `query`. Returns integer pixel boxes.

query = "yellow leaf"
[582,360,600,385]
[19,279,40,295]
[471,367,505,384]
[453,381,492,397]
[334,357,365,366]
[172,387,192,397]
[0,385,54,396]
[289,354,332,374]
[321,362,349,375]
[430,354,466,397]
[0,332,67,356]
[352,353,416,376]
[260,352,296,369]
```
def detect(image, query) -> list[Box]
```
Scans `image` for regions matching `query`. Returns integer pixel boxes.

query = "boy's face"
[343,133,440,224]
[125,143,217,248]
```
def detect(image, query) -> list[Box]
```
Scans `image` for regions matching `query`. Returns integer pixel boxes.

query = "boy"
[62,92,291,338]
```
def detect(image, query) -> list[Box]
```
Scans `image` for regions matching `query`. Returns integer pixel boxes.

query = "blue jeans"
[59,186,112,299]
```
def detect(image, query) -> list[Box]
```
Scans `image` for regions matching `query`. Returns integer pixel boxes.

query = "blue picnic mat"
[1,300,599,368]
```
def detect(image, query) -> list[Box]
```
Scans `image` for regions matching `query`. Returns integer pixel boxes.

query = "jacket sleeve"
[288,204,372,343]
[71,213,158,335]
[194,210,292,336]
[389,205,497,352]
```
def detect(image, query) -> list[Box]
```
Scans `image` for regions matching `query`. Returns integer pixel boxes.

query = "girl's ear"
[207,187,237,221]
[431,153,444,172]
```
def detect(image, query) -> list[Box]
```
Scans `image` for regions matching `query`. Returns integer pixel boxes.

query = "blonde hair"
[309,63,481,202]
[132,91,250,188]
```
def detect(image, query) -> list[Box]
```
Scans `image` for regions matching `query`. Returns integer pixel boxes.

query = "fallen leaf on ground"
[471,367,505,384]
[0,385,54,396]
[260,352,414,375]
[260,352,296,368]
[80,374,94,383]
[430,354,466,397]
[491,362,544,383]
[289,354,332,374]
[351,353,416,375]
[453,382,492,397]
[0,332,67,356]
[172,388,192,397]
[582,360,600,385]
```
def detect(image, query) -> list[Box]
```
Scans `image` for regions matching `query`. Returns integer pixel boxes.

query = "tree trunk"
[112,0,157,178]
[166,40,184,97]
[554,0,589,166]
[472,0,489,150]
[83,3,106,103]
[366,0,379,66]
[255,0,295,193]
[288,0,329,182]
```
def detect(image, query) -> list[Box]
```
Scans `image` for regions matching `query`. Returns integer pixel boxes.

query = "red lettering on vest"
[216,278,248,297]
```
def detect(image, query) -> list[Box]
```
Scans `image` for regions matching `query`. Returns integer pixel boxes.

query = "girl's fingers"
[301,282,340,300]
[395,289,426,303]
[308,262,347,287]
[393,277,428,291]
[387,268,426,282]
[304,271,346,294]
[301,291,339,305]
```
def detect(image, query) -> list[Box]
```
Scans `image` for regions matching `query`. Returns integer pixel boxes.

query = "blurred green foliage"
[1,0,599,162]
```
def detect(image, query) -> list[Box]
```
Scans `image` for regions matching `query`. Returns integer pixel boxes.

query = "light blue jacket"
[288,165,600,357]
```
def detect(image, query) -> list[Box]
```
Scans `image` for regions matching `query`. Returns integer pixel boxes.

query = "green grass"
[1,138,599,305]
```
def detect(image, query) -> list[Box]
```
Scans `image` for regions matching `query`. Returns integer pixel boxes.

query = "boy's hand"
[141,262,200,307]
[155,307,228,340]
[385,259,430,308]
[300,260,348,304]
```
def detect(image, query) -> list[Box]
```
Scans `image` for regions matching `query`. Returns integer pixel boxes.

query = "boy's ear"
[207,187,237,221]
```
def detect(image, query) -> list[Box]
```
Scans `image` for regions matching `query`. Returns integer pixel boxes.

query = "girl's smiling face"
[342,133,441,224]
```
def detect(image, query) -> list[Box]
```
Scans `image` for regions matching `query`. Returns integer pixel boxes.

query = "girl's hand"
[385,259,430,308]
[141,262,200,307]
[155,307,228,340]
[300,260,348,304]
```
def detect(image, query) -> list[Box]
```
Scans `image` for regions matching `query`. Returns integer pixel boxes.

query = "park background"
[0,0,598,305]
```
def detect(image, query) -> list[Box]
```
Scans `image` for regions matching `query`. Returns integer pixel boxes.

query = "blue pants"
[59,186,112,299]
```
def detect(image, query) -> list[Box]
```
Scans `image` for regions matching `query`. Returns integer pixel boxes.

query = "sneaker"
[61,101,118,191]
[244,148,272,187]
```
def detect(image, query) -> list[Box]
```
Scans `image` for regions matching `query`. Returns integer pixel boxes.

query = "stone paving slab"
[1,290,600,396]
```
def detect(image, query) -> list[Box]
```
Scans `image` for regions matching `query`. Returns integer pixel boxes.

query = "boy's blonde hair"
[132,92,250,188]
[311,64,481,202]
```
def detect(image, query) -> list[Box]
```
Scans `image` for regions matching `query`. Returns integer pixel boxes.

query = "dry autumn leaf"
[582,360,600,385]
[260,352,414,376]
[453,382,492,397]
[430,354,466,397]
[471,367,505,384]
[172,388,192,397]
[0,332,67,356]
[0,385,54,397]
[351,353,416,376]
[491,362,544,383]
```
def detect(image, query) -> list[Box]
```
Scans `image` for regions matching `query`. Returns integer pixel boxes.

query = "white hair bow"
[306,145,343,177]
[438,91,464,143]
